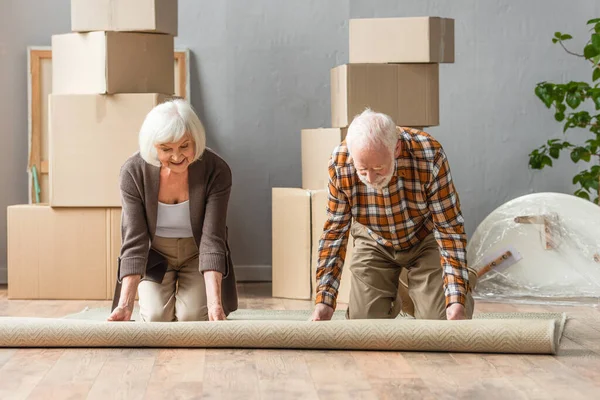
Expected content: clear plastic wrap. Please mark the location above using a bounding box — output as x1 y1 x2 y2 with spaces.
467 192 600 306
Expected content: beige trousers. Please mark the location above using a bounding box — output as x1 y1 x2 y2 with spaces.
346 223 477 320
138 236 208 322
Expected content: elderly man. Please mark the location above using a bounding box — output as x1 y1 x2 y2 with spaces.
310 109 476 321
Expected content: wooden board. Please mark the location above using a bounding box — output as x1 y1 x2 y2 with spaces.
26 47 191 204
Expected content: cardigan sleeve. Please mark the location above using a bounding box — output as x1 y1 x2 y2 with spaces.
198 159 232 277
118 164 150 280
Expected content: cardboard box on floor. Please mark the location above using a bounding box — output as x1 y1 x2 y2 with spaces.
49 93 169 207
301 128 347 190
52 32 174 94
272 188 352 303
349 17 454 63
71 0 178 36
7 205 121 300
331 63 439 128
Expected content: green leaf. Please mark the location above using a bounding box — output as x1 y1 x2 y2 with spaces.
584 44 600 59
594 68 600 83
566 92 582 108
555 112 565 121
587 18 600 25
574 190 591 200
593 34 600 48
529 153 543 169
561 34 573 41
582 150 592 162
596 23 600 34
541 155 553 167
573 174 581 185
549 147 560 159
535 84 554 108
554 31 562 38
571 147 583 162
552 38 558 44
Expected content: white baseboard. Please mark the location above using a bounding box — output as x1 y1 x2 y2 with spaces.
0 267 6 285
234 265 271 282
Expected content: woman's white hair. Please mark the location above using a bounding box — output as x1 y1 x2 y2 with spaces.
345 108 398 155
138 98 206 167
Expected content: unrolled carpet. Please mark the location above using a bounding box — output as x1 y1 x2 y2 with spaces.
0 309 566 354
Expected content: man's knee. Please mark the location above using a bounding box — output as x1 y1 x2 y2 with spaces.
346 292 396 319
177 306 208 322
141 308 174 322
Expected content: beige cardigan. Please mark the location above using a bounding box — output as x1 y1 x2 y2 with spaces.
117 149 238 313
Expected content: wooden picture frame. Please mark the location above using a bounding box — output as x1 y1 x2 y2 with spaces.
26 47 191 203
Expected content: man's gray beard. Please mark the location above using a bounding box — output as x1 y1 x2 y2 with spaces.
358 170 394 191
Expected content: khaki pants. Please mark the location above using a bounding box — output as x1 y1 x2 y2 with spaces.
138 236 208 322
346 223 477 320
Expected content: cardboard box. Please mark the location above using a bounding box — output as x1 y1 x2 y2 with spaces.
301 128 347 190
52 31 174 94
272 188 312 299
7 205 121 300
310 190 353 304
331 63 439 128
349 17 454 63
71 0 178 36
272 188 352 303
49 93 169 207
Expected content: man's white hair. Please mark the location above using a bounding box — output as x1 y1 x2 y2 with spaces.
139 98 206 167
345 108 397 155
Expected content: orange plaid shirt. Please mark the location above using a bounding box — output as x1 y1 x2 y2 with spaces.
315 127 470 309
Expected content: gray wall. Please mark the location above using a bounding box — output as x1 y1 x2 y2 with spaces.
1 0 599 283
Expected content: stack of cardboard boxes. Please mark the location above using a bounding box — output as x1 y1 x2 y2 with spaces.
7 0 178 300
272 16 454 303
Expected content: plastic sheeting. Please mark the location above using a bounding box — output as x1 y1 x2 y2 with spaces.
467 192 600 305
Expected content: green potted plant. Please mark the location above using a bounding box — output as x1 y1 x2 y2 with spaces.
529 18 600 203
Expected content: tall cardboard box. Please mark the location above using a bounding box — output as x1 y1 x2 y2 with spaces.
7 205 121 300
271 188 353 303
272 188 312 299
71 0 178 36
301 128 347 190
310 190 353 304
49 93 170 207
349 17 455 63
52 32 174 94
331 63 439 128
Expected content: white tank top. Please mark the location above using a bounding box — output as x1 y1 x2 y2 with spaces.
155 200 194 238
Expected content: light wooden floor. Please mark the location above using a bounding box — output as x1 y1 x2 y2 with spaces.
1 283 600 400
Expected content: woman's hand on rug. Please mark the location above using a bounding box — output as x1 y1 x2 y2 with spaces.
311 303 334 321
208 303 227 321
446 303 466 320
107 305 133 322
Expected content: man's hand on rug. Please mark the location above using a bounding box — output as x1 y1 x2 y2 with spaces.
311 303 334 321
107 305 133 322
446 303 466 320
208 303 227 321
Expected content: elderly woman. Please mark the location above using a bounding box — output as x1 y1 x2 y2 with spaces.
108 98 238 322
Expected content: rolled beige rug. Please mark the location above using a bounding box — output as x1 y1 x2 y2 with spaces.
0 310 566 354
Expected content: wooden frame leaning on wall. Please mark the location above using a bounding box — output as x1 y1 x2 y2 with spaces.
26 46 191 204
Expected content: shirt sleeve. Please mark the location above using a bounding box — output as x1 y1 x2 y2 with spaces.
118 167 150 280
427 148 470 307
199 161 232 277
314 159 352 309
